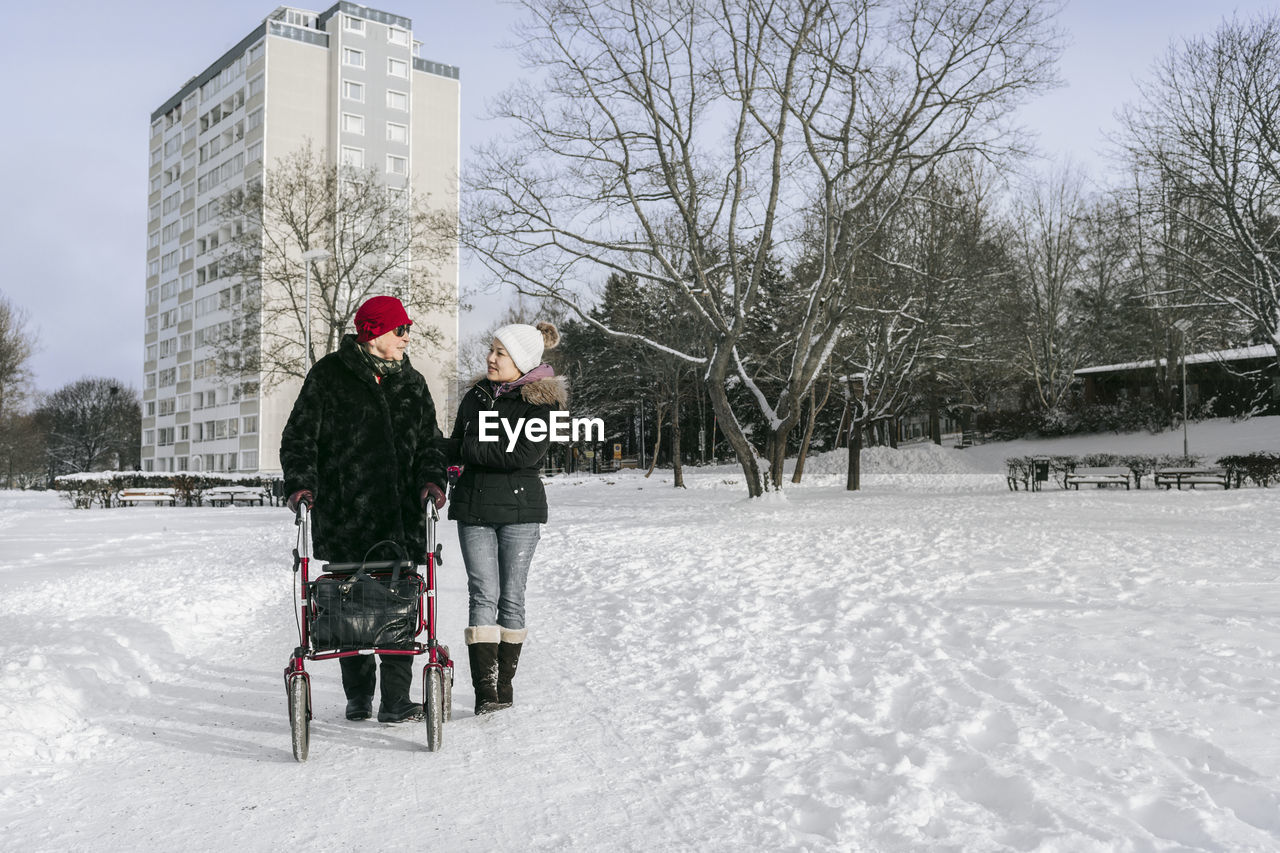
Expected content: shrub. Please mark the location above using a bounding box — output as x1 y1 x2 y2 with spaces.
54 471 281 508
1217 452 1280 487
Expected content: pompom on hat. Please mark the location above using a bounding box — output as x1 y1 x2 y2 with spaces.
493 321 560 374
354 295 412 342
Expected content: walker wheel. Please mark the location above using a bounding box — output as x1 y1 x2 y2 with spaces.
424 668 444 752
288 674 310 763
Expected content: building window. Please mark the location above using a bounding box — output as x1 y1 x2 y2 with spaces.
341 146 365 168
386 122 407 144
342 113 365 135
242 450 258 470
386 89 408 111
343 80 364 102
343 48 364 69
388 57 407 78
387 154 407 175
345 14 365 33
387 26 409 46
243 415 258 434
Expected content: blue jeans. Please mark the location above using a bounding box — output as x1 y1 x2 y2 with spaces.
457 522 540 629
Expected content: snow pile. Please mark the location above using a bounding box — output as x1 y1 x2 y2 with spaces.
799 443 983 477
961 415 1280 473
788 443 999 492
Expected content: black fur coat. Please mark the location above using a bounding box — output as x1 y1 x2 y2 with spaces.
445 374 569 525
280 334 447 562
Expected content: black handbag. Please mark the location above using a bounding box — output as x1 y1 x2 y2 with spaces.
307 541 423 650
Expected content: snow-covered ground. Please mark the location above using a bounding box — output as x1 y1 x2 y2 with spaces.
3 419 1280 851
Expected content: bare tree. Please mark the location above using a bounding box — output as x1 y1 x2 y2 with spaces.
466 0 1062 496
824 159 1010 487
1002 164 1090 412
37 378 140 476
219 142 455 388
0 411 45 488
1107 167 1225 420
1120 14 1280 373
0 291 35 422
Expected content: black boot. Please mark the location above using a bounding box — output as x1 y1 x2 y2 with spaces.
376 654 422 723
495 627 527 708
466 626 501 715
340 655 375 721
345 696 373 721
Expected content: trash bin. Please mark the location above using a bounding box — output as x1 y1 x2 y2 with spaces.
1031 456 1051 491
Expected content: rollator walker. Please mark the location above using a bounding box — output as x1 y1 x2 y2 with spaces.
284 501 453 761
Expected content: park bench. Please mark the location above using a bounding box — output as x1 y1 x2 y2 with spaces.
204 486 268 506
1154 467 1229 490
119 488 177 507
1065 466 1132 490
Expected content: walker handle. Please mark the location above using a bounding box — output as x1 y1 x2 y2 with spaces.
424 502 441 567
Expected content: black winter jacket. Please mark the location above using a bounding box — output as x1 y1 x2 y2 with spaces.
446 374 568 525
280 334 447 562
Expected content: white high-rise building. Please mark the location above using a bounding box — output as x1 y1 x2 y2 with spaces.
142 3 459 474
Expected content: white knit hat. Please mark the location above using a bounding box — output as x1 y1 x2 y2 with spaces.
493 322 560 373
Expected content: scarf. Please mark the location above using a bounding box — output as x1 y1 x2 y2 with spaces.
360 347 405 379
493 363 554 398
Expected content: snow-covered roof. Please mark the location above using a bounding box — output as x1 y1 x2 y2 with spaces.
1074 344 1277 376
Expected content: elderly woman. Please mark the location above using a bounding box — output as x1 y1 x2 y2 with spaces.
446 321 566 714
280 295 447 724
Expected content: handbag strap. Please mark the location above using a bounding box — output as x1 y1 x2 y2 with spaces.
353 539 412 585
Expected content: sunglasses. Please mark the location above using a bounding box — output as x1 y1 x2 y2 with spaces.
393 324 411 337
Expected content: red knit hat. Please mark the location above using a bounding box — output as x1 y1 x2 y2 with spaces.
354 296 412 342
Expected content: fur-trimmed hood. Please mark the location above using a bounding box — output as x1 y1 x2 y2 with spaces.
469 374 569 408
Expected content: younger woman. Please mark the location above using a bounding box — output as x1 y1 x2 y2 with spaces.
446 321 566 714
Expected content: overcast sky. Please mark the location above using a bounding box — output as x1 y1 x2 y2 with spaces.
1 0 1275 394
